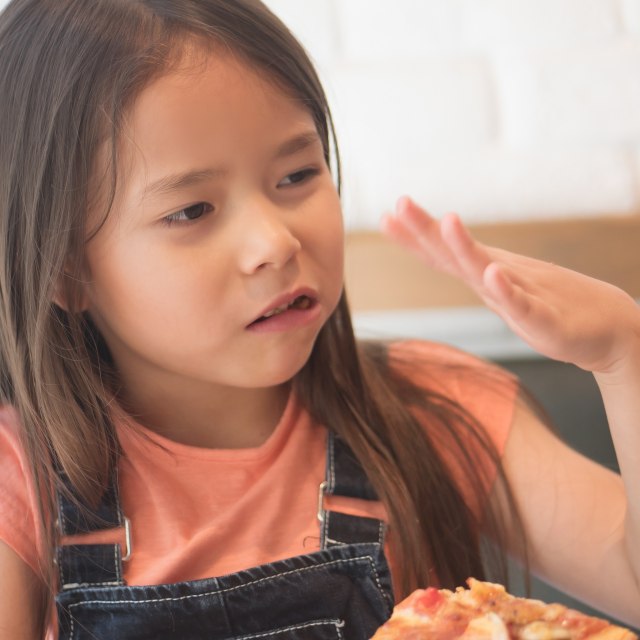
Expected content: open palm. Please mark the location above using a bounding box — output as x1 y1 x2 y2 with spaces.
381 197 640 375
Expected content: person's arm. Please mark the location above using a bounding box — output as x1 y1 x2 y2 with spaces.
381 196 640 623
493 399 640 625
0 540 45 639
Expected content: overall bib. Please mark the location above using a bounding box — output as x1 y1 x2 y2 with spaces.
55 432 395 639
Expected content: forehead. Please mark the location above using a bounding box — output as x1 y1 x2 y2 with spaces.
134 55 312 178
128 51 313 158
87 51 318 229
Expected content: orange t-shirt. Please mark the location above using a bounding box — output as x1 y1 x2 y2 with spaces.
0 340 518 593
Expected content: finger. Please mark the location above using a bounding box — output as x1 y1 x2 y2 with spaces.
483 262 520 307
487 253 577 306
394 197 461 275
484 263 559 340
380 212 425 257
395 196 440 238
381 209 459 273
484 261 532 297
489 246 544 271
440 212 492 289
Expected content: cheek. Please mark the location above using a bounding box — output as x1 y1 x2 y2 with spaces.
86 241 210 331
317 197 345 272
324 229 345 281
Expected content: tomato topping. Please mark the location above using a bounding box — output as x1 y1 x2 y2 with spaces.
414 588 446 614
558 610 609 638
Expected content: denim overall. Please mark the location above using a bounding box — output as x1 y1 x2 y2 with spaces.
55 432 395 639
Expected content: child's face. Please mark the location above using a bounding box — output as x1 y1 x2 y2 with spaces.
82 53 344 407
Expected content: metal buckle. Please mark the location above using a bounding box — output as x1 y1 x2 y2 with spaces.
316 481 328 523
53 516 132 563
122 516 132 561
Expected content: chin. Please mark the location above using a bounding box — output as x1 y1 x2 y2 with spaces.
254 346 314 388
264 360 309 387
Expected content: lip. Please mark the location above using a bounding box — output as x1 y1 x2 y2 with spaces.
247 286 319 327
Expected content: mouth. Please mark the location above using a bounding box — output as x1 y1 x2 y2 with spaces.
249 294 315 326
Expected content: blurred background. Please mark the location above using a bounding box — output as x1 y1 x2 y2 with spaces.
264 0 640 226
263 0 640 627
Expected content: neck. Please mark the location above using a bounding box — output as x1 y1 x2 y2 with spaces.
118 381 291 450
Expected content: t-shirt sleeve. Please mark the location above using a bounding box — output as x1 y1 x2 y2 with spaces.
388 339 520 518
0 406 43 577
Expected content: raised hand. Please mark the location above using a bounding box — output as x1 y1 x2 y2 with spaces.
381 197 640 376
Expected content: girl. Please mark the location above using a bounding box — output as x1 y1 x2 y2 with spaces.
0 0 638 638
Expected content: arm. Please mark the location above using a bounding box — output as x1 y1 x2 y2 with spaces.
494 399 640 625
382 197 640 623
0 540 45 639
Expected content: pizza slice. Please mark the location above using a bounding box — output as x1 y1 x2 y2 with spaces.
371 578 637 640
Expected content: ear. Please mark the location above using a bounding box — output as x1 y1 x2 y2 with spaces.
52 270 90 313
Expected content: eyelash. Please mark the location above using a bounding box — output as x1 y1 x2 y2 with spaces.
162 202 213 227
160 168 319 227
278 167 320 187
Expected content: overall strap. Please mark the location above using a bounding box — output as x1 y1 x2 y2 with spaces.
319 431 387 549
56 470 129 589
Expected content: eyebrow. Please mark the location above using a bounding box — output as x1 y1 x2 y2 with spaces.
139 130 322 201
273 130 322 159
140 168 225 201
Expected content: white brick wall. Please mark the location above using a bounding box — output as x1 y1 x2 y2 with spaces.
621 0 640 36
336 0 467 60
0 0 638 227
462 0 620 50
264 0 640 227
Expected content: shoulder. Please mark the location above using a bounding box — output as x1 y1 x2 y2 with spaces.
387 339 517 402
0 404 42 579
0 404 26 464
0 406 33 490
387 337 507 370
384 340 520 454
0 405 33 499
0 402 32 491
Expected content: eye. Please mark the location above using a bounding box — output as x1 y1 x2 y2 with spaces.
277 168 320 188
162 202 213 227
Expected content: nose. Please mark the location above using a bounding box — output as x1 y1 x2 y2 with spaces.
237 203 302 274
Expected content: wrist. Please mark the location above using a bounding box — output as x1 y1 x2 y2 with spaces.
594 314 640 387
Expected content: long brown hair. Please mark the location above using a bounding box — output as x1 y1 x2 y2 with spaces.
0 0 525 623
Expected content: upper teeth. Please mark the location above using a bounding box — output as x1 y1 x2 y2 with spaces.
263 302 292 318
262 296 310 318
